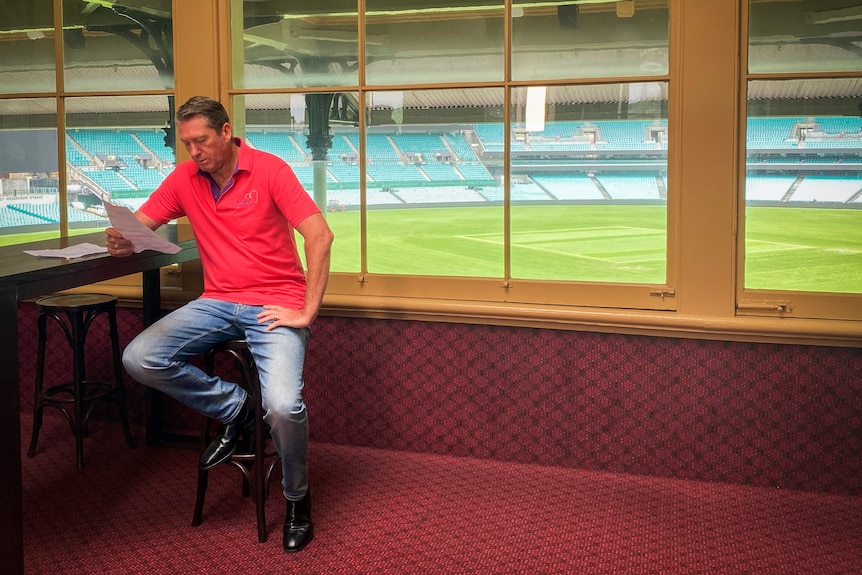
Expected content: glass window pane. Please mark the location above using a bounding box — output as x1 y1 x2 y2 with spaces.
365 1 504 85
512 0 669 81
744 79 862 294
0 98 60 246
749 0 862 74
233 93 361 273
62 0 173 92
510 83 668 283
235 0 358 89
0 0 56 93
365 88 505 276
65 95 173 218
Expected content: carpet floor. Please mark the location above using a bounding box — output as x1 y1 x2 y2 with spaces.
22 415 862 574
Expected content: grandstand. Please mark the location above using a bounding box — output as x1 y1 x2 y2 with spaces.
744 174 798 201
0 201 106 234
1 115 860 232
532 174 605 201
790 176 862 203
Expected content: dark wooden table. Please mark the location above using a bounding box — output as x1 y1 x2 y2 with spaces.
0 228 198 575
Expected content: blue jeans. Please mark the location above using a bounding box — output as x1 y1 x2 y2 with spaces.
123 298 309 500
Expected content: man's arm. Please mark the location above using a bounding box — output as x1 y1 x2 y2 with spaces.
105 210 162 257
294 212 334 326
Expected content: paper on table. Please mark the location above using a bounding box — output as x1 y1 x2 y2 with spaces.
103 200 181 254
24 242 108 259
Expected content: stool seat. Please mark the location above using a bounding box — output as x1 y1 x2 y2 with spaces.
36 293 118 312
27 293 135 469
192 339 281 543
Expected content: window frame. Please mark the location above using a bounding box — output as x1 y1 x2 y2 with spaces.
219 0 860 344
736 1 862 323
226 0 680 314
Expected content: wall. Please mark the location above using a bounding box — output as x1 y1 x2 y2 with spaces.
17 302 861 496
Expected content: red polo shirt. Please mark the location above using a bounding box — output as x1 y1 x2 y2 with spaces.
140 139 321 309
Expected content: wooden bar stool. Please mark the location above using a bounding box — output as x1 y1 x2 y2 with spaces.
27 293 135 469
192 339 281 543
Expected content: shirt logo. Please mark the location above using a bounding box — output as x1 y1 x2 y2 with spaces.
235 189 258 208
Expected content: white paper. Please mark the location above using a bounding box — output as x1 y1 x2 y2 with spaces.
103 200 181 254
24 242 108 259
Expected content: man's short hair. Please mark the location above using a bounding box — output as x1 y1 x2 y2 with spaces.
176 96 230 131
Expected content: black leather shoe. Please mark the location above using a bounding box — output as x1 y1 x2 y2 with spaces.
283 492 314 552
199 398 254 470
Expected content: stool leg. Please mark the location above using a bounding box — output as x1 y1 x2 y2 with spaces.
108 308 136 448
192 467 209 527
192 417 210 527
242 357 269 543
70 311 87 470
254 404 268 543
27 313 49 459
192 351 217 527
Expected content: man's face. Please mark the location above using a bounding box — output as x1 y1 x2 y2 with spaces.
177 115 233 174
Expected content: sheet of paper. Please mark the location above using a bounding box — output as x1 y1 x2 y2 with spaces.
24 242 108 259
103 200 181 254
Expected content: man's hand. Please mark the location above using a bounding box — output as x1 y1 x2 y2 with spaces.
257 305 313 331
105 227 134 257
105 210 162 257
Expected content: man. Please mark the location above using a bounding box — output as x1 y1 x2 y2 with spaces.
106 95 333 552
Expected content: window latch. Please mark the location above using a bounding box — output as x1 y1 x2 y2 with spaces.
737 301 793 313
649 289 675 299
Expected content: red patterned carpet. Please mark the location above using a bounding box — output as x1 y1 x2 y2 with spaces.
22 416 862 575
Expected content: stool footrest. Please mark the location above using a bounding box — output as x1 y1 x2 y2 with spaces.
41 381 118 404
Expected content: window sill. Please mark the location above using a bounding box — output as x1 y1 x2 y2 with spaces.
55 285 861 347
321 293 862 348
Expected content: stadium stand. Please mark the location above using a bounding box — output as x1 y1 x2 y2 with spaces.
591 120 660 150
790 176 862 203
327 162 363 186
328 133 359 163
3 116 860 231
444 133 480 161
744 174 797 201
3 203 104 225
532 174 605 200
246 130 307 163
420 161 465 185
746 117 804 149
134 129 176 163
394 186 487 204
595 172 661 200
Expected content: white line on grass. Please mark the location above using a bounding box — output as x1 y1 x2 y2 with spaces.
457 226 666 264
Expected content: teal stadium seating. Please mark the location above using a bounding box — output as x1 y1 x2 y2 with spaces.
3 117 861 231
